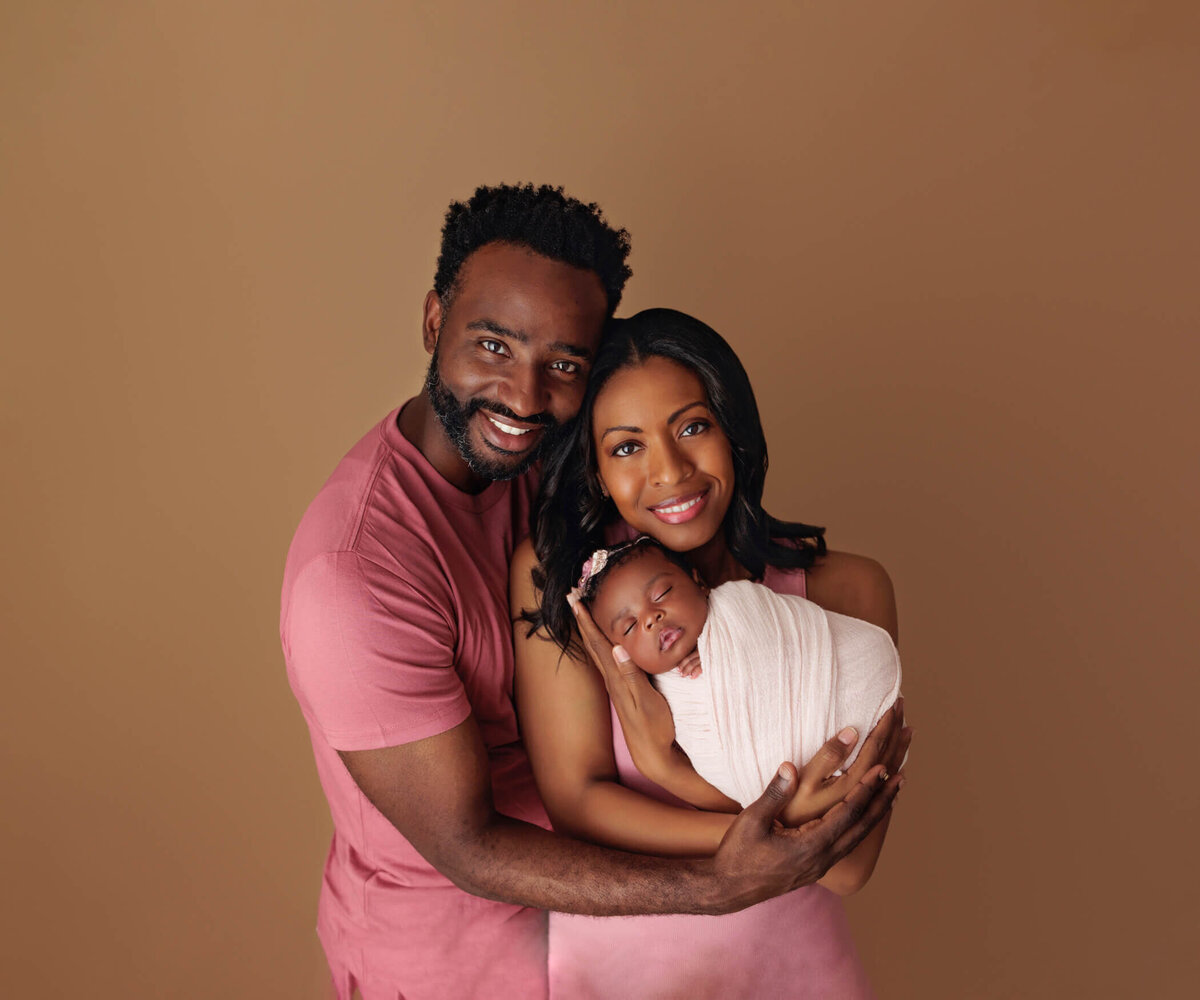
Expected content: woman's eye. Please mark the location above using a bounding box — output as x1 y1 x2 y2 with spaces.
612 441 640 458
680 420 709 437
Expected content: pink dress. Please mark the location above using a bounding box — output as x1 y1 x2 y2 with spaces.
549 565 877 1000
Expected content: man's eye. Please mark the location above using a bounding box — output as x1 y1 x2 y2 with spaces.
550 359 580 374
612 441 640 458
481 340 507 355
680 420 709 437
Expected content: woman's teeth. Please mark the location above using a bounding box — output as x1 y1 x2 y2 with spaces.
654 495 701 514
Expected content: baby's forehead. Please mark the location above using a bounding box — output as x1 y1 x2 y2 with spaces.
602 547 688 592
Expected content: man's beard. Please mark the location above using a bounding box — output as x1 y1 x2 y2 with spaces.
425 348 566 482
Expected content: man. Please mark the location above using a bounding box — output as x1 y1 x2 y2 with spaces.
280 184 901 999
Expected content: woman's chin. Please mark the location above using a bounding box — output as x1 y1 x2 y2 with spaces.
637 518 719 554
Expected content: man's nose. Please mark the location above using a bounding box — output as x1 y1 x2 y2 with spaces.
502 364 548 420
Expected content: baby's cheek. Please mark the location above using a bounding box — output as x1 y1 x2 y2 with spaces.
637 637 660 670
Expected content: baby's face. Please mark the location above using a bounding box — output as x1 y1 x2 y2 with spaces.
589 548 709 674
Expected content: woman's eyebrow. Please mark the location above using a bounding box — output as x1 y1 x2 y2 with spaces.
668 401 707 423
600 402 707 441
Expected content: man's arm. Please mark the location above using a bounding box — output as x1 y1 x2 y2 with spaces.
338 711 899 916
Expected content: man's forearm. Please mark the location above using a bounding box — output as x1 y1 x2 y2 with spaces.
339 719 900 920
440 812 731 916
428 767 899 917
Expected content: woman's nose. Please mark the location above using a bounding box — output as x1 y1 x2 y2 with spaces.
650 444 692 486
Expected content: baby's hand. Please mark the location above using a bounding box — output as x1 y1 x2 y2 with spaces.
677 651 703 679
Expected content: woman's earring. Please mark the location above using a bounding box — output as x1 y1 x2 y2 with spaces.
598 482 609 499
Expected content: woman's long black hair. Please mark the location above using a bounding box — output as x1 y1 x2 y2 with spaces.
525 307 826 656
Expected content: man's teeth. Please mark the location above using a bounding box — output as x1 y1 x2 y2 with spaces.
655 495 702 514
486 414 535 436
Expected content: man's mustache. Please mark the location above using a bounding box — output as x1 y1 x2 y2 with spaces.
468 399 558 428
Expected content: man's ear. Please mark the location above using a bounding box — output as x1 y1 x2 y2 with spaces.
422 290 443 354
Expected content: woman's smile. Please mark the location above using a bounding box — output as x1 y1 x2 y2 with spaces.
648 488 710 524
592 356 735 554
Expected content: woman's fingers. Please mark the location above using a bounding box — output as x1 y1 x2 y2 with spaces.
568 592 616 670
566 600 677 766
841 702 899 783
612 646 662 703
568 592 653 706
796 728 858 793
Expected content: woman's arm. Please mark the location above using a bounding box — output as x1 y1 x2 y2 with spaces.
510 540 903 861
511 538 735 856
806 550 908 895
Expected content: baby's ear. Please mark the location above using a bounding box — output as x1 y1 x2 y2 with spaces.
691 568 707 592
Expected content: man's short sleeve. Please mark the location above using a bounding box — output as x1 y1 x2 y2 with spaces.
285 550 472 751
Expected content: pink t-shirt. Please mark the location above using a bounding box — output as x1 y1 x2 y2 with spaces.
280 406 551 1000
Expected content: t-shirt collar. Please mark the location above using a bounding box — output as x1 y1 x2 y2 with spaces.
381 402 510 513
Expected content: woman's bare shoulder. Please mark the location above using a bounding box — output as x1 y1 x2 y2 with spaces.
512 536 538 575
805 550 898 641
509 537 541 614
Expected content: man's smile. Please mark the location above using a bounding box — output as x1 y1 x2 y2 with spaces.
477 408 547 454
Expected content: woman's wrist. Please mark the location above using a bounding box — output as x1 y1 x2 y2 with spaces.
626 737 677 787
649 748 740 813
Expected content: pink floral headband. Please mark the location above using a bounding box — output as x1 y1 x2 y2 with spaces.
576 536 654 598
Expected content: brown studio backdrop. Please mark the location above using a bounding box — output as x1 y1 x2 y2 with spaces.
2 2 1197 997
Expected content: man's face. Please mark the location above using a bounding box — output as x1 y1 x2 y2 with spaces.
423 242 608 485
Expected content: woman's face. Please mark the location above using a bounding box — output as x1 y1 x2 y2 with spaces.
592 356 735 554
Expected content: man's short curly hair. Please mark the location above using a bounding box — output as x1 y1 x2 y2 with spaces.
433 183 632 315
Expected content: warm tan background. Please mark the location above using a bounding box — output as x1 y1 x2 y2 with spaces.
3 2 1197 997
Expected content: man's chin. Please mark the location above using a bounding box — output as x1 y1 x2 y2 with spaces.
461 437 542 482
462 415 567 482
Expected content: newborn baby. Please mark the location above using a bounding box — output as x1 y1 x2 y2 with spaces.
579 537 902 808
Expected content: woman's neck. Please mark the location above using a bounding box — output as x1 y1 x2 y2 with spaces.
687 534 749 588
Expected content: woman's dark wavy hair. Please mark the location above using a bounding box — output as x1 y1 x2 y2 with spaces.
526 307 826 656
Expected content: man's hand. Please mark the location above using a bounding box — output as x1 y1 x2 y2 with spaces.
712 759 903 912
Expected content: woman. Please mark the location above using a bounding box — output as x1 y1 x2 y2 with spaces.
510 309 909 998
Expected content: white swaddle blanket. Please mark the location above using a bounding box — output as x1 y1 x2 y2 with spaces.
653 579 901 808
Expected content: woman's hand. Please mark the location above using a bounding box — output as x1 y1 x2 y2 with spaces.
781 698 911 827
568 589 678 781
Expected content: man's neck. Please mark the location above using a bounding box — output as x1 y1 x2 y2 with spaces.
397 393 490 494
